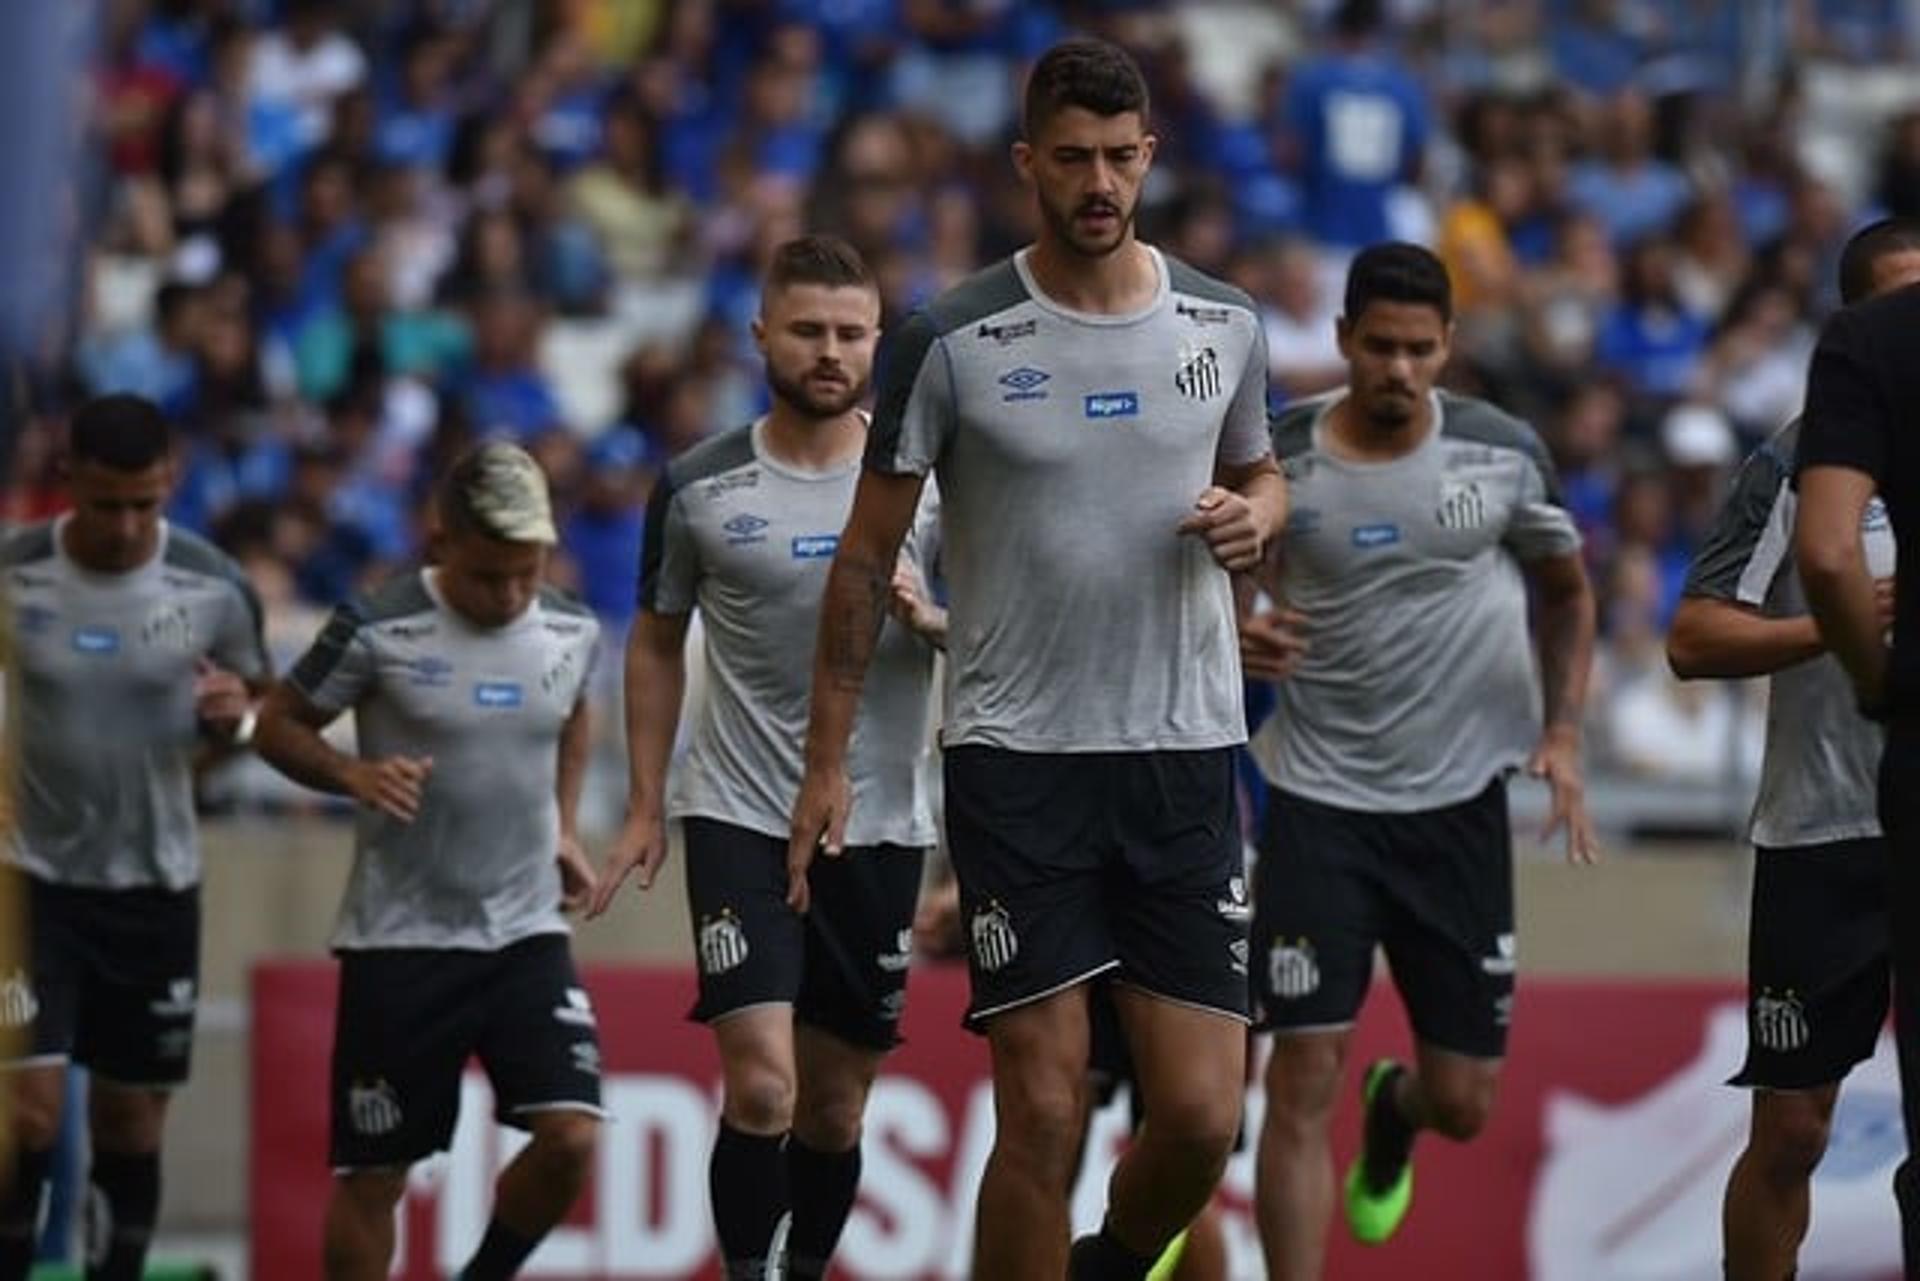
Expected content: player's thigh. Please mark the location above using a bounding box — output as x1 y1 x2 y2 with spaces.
5 877 84 1087
682 818 805 1025
329 949 480 1171
1380 781 1514 1060
77 883 201 1090
797 844 926 1052
943 747 1114 1032
1105 749 1249 1022
1250 786 1383 1036
475 936 604 1130
1733 839 1891 1092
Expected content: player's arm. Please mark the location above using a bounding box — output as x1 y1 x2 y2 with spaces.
1183 316 1288 570
586 608 691 915
1669 599 1824 680
254 682 430 823
1522 546 1600 865
788 468 927 908
555 695 596 912
1798 465 1887 711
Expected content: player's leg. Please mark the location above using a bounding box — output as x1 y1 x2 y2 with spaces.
784 843 924 1279
942 746 1114 1280
1886 728 1920 1267
77 883 199 1281
1722 837 1889 1279
1248 785 1380 1279
468 937 605 1280
1 877 81 1281
682 819 806 1276
323 1168 410 1281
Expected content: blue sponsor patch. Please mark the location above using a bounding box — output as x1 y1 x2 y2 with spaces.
71 626 121 655
998 367 1051 402
1351 523 1401 549
723 513 769 544
473 681 524 709
408 656 454 687
1083 392 1140 419
791 535 839 559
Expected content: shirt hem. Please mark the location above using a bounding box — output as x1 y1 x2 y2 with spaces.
940 729 1246 753
668 804 936 850
329 922 570 953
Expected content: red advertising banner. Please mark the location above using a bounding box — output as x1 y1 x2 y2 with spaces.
251 964 1905 1279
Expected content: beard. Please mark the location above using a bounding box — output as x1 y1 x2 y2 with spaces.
1037 190 1135 259
1359 383 1421 431
768 363 867 420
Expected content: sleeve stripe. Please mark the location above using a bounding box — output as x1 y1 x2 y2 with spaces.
865 311 942 474
288 604 365 697
1735 485 1794 607
636 469 679 613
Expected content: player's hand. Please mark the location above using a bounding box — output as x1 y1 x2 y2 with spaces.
194 657 251 737
1240 607 1309 681
1528 729 1598 866
346 755 433 824
557 832 598 914
586 810 668 918
787 764 852 914
1875 575 1896 632
1178 486 1268 572
889 558 948 646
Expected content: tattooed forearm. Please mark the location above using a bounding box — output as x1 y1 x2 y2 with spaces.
824 553 893 692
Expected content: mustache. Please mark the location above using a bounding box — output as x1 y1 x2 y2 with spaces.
1077 200 1121 217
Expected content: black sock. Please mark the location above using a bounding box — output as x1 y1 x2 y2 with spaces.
457 1216 541 1281
1068 1222 1157 1281
785 1137 861 1279
710 1122 790 1279
1362 1063 1417 1193
0 1147 53 1281
84 1149 160 1281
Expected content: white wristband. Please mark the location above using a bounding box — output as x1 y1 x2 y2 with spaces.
232 707 259 748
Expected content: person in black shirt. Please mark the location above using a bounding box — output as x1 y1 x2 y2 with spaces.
1794 217 1920 1268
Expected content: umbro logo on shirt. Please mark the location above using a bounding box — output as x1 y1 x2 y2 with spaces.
723 514 770 545
1175 345 1223 401
999 367 1051 402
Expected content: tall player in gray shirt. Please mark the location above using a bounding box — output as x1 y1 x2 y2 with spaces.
256 444 603 1281
1668 219 1920 1281
788 41 1286 1281
589 236 941 1281
0 395 266 1281
1244 244 1596 1278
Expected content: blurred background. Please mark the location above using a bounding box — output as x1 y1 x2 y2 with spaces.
9 0 1920 1276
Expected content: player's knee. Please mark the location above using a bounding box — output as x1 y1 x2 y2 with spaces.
1425 1082 1495 1142
995 1073 1087 1171
723 1063 797 1134
333 1168 408 1218
1754 1105 1832 1182
1263 1035 1347 1126
90 1087 168 1153
12 1095 62 1153
1145 1091 1242 1170
530 1111 601 1175
795 1087 867 1152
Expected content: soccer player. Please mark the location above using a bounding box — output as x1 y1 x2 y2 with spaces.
0 394 267 1281
788 39 1285 1281
588 234 939 1281
1671 217 1920 1281
1244 243 1596 1278
1795 226 1920 1272
255 443 602 1281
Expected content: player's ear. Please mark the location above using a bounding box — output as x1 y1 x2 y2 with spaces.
1011 139 1034 185
1140 133 1158 168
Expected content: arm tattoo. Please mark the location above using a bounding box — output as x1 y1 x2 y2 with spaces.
824 553 892 693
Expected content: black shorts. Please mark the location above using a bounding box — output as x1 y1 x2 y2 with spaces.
682 818 925 1051
4 875 201 1087
1731 838 1890 1091
1252 781 1514 1059
942 747 1249 1033
329 935 602 1169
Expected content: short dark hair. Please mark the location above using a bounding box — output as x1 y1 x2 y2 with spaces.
1343 241 1454 324
1838 217 1920 304
764 234 874 294
1022 38 1149 139
1333 0 1386 37
69 394 171 471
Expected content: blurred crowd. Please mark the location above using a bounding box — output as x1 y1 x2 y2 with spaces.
14 0 1920 813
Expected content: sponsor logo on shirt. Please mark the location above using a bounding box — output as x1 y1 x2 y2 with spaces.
998 367 1051 402
1753 988 1810 1053
384 621 438 641
149 977 197 1018
969 901 1018 973
1288 507 1322 537
71 626 121 655
407 656 454 687
0 969 38 1029
14 604 55 636
977 318 1037 345
703 469 761 500
1177 301 1235 326
791 535 839 560
473 681 524 709
1083 392 1140 419
1351 523 1401 549
542 618 588 637
348 1077 404 1136
1174 345 1223 401
723 513 770 546
698 911 750 975
1437 480 1489 531
1268 938 1320 1000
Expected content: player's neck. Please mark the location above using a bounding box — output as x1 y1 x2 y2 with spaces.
759 405 865 472
1023 236 1158 315
1324 393 1435 463
58 519 160 576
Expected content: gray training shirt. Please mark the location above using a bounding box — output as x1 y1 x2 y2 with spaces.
640 420 938 847
1251 391 1582 812
1683 419 1892 849
289 571 599 950
865 247 1272 752
3 519 267 890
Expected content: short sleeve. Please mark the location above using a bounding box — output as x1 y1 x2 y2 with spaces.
287 602 377 713
866 310 956 477
901 479 943 586
636 471 700 616
212 574 271 681
1502 443 1581 562
1682 444 1790 605
1798 308 1889 483
1217 319 1274 468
